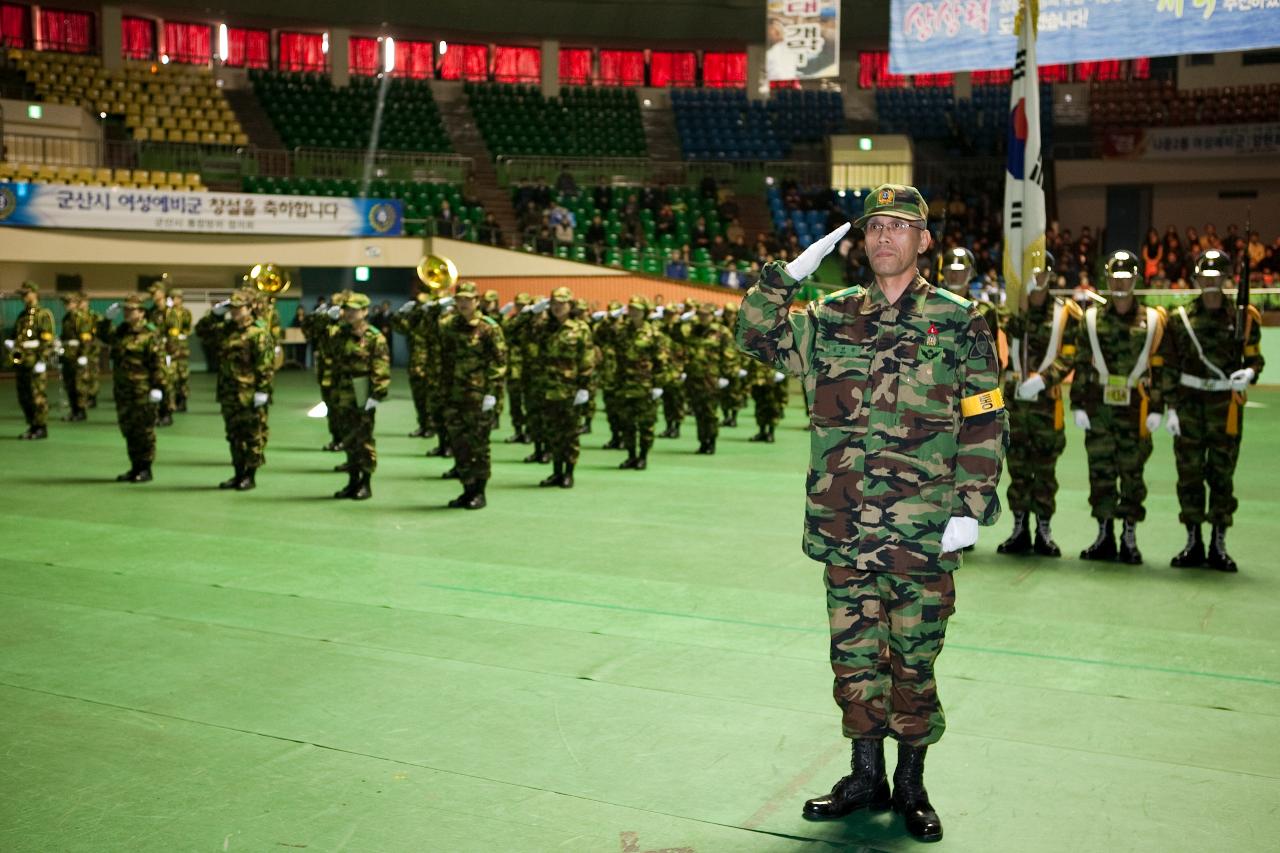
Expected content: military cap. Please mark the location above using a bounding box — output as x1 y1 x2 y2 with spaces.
551 286 574 303
722 300 738 312
228 292 252 307
515 292 533 305
1104 250 1141 281
59 291 81 303
330 291 347 305
1194 249 1231 279
608 300 623 311
122 294 146 309
455 281 479 297
168 288 184 298
484 289 500 301
344 292 371 309
855 183 929 227
18 280 39 294
695 300 715 313
574 298 589 311
685 297 700 310
628 294 652 310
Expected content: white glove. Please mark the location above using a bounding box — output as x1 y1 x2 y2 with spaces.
500 302 515 316
398 300 415 313
653 305 666 318
165 297 174 307
437 296 456 309
591 310 606 320
785 221 851 281
3 339 13 349
573 388 590 406
364 397 379 411
252 391 269 408
679 310 695 322
177 334 187 341
736 368 748 379
1229 367 1256 392
941 516 980 553
650 387 663 400
1016 374 1046 401
714 308 724 318
212 300 230 317
773 371 786 383
165 354 172 367
481 394 496 412
1073 409 1091 431
326 305 341 319
105 303 122 320
1144 412 1163 434
679 372 687 383
1164 408 1181 437
34 361 46 374
529 298 549 314
716 377 730 389
148 388 163 403
610 306 625 319
77 356 88 366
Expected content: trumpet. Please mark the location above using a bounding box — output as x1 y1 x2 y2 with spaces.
417 254 458 292
248 263 291 296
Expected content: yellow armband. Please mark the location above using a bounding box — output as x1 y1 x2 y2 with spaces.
960 389 1005 418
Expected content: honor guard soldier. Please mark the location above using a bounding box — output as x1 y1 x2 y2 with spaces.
1160 249 1264 572
1070 250 1168 564
58 291 99 422
941 247 999 339
439 281 507 509
611 295 672 470
205 292 276 490
101 295 167 481
997 251 1082 556
720 302 749 428
331 292 390 500
6 281 56 439
737 184 1007 843
535 287 597 488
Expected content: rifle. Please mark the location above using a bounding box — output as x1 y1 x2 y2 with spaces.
1236 208 1251 345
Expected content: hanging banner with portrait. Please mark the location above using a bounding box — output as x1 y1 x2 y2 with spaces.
766 0 840 81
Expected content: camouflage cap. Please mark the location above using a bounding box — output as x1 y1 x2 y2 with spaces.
628 294 652 310
722 300 738 312
330 291 347 304
228 292 252 307
122 294 146 309
18 280 39 294
854 183 928 227
574 298 589 311
551 286 573 303
344 292 372 309
685 297 700 310
608 300 623 311
484 289 500 301
695 301 714 313
59 291 81 303
168 288 184 298
515 292 533 305
455 281 479 297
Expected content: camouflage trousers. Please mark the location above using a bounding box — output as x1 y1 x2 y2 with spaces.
336 404 377 473
157 356 176 417
1083 405 1152 522
319 383 342 444
60 357 92 415
507 377 526 434
613 393 658 455
1004 399 1067 518
720 376 747 416
83 348 102 402
1174 393 1242 526
687 377 720 443
16 366 48 427
408 368 432 432
826 565 956 746
222 403 269 469
662 380 685 427
751 382 787 429
544 398 582 464
115 397 157 464
445 400 495 483
602 386 623 438
524 383 547 447
172 353 190 402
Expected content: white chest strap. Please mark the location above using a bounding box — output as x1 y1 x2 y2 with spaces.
1175 305 1227 381
1011 302 1068 378
1086 305 1158 388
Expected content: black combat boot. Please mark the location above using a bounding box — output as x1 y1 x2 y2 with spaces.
350 472 372 501
220 465 244 489
523 443 543 463
333 460 354 473
1032 516 1061 557
766 424 776 443
1170 523 1205 568
408 425 429 438
540 460 564 487
116 464 139 482
1117 520 1143 564
603 435 623 450
1207 525 1238 573
892 743 943 842
803 739 890 820
705 437 716 455
334 472 360 499
504 430 523 443
1080 520 1116 561
235 468 256 491
634 449 648 470
130 465 153 483
426 437 451 457
441 466 460 479
323 438 343 452
728 410 739 427
464 479 487 510
619 440 639 469
447 482 474 508
996 511 1031 555
560 462 575 488
175 394 188 413
748 429 769 442
27 425 48 439
537 448 551 463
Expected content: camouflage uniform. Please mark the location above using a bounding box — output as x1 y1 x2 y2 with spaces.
575 298 603 434
59 294 99 421
205 293 276 488
392 293 438 438
146 288 177 425
440 283 508 506
672 305 735 454
164 290 194 411
593 304 626 449
612 296 673 469
300 293 347 451
8 282 56 438
501 293 533 443
658 306 688 438
519 308 551 463
746 356 788 442
331 294 391 495
719 304 748 426
103 296 167 479
534 288 597 487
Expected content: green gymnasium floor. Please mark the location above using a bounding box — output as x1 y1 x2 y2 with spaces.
2 369 1278 853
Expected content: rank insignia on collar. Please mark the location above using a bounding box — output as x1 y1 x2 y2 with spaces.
926 334 937 346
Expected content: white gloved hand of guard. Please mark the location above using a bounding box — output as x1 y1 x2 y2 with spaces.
529 298 549 314
650 387 663 400
34 361 46 374
573 388 589 406
1164 408 1181 437
481 394 496 412
364 397 379 411
1229 367 1255 392
716 377 730 389
1016 374 1046 401
610 306 625 319
252 391 269 408
213 300 230 317
3 339 13 349
679 310 695 322
1073 409 1091 431
500 302 515 316
105 303 122 320
591 310 606 321
785 222 851 281
77 356 88 366
773 371 786 383
941 516 980 553
325 305 341 320
148 388 163 403
1144 412 1163 434
165 297 174 308
736 368 748 379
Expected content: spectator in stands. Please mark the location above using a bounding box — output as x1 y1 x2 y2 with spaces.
1183 225 1199 253
535 226 554 255
1199 223 1218 252
478 213 504 247
725 217 746 251
552 212 575 250
292 305 306 327
640 185 665 212
1161 249 1186 286
709 234 730 264
1142 228 1162 280
584 214 607 264
593 177 613 211
435 200 462 239
518 201 543 242
1163 230 1185 278
719 256 743 289
1258 246 1276 282
665 249 689 280
717 189 739 221
690 216 711 250
655 204 677 239
1248 231 1266 269
555 164 578 197
548 201 575 231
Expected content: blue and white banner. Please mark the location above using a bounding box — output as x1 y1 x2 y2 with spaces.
890 0 1280 75
0 182 403 237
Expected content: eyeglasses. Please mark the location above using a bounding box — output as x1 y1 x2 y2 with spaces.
865 220 923 236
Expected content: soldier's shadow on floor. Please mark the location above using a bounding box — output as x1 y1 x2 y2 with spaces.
10 476 108 486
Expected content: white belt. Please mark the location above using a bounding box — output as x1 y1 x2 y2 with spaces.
20 340 40 349
65 339 80 347
1180 373 1233 392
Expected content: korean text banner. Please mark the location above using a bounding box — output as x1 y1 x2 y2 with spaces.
890 0 1280 76
767 0 840 80
0 183 404 237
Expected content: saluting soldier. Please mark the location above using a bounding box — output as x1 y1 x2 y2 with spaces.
205 292 276 490
1159 249 1264 572
657 303 687 439
439 281 507 509
58 291 99 422
501 293 534 445
996 251 1082 557
673 299 734 455
720 302 749 428
737 184 1006 843
518 297 552 465
593 300 627 450
1070 250 1168 565
535 286 597 488
746 356 788 443
166 288 194 412
101 295 167 481
331 292 390 500
611 294 672 470
301 291 348 452
146 281 176 426
393 291 436 439
6 281 56 439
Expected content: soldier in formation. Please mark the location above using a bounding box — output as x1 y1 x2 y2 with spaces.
745 356 788 443
531 287 597 488
330 292 390 500
300 291 348 452
719 302 748 428
610 294 672 470
672 300 734 455
58 291 99 422
658 303 687 439
101 295 167 481
6 281 55 439
146 281 177 426
166 288 194 412
204 292 276 491
393 290 438 440
502 293 534 445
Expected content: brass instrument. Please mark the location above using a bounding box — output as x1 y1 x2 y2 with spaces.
417 254 458 292
249 263 291 296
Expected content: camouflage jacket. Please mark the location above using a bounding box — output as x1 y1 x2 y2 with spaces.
392 304 440 373
9 305 56 368
612 319 673 397
673 319 734 384
439 312 507 402
501 311 530 381
332 325 391 403
1069 302 1167 415
1001 298 1081 403
592 317 623 389
532 316 596 401
735 261 1007 575
60 307 99 360
214 319 276 406
1158 296 1264 405
106 321 166 401
164 307 194 356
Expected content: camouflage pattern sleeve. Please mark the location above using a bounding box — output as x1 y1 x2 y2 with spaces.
577 321 598 386
950 309 1007 525
38 309 57 361
146 332 166 391
370 332 392 401
485 322 508 394
1154 314 1181 405
1068 316 1097 413
252 328 275 394
734 260 816 379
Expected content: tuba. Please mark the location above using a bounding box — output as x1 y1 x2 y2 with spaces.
248 263 291 296
417 254 458 292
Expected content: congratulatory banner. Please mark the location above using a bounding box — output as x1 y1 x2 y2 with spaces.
767 0 841 80
890 0 1280 75
0 182 403 238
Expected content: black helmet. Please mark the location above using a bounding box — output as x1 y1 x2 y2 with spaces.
1193 249 1231 280
945 247 975 273
1104 250 1141 283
